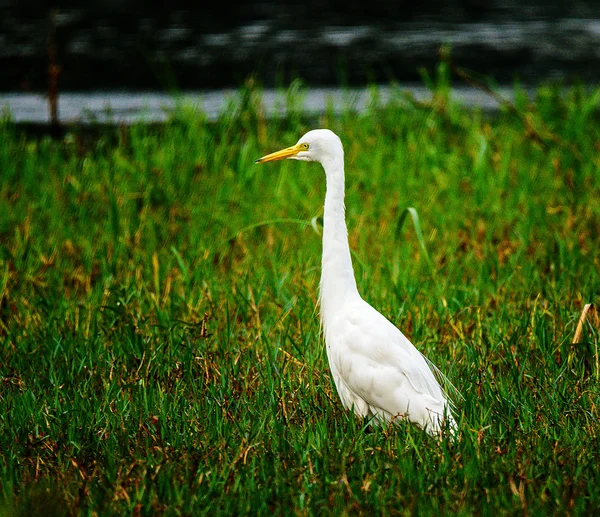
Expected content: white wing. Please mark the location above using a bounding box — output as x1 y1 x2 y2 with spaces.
325 297 454 433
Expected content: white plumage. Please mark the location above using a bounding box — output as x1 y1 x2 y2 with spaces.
257 129 456 435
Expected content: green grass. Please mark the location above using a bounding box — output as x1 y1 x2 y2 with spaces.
0 80 599 515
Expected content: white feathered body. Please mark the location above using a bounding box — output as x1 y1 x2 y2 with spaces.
257 128 456 435
313 129 454 435
322 296 453 433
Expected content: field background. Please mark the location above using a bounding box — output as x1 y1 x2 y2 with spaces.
1 78 599 515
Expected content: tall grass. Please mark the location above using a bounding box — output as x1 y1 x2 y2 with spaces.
0 79 599 515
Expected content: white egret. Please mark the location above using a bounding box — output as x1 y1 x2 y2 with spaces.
256 129 456 435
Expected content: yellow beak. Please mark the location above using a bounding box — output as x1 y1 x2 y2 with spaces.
255 143 303 163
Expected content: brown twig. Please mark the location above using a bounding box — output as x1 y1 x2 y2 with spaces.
452 65 547 148
48 9 61 135
573 303 599 344
441 50 583 163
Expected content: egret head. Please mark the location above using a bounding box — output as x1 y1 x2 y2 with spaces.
256 129 343 166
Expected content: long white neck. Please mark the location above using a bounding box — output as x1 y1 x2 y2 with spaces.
319 154 360 331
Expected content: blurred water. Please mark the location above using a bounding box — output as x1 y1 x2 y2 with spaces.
3 9 600 91
0 85 522 124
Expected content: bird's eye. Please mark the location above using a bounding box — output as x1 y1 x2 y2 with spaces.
301 143 309 150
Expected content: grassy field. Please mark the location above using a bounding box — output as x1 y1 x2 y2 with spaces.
0 79 599 515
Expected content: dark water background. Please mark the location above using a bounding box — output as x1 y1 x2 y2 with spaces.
2 2 600 124
2 1 600 92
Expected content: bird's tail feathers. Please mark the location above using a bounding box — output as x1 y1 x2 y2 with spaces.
421 353 462 413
